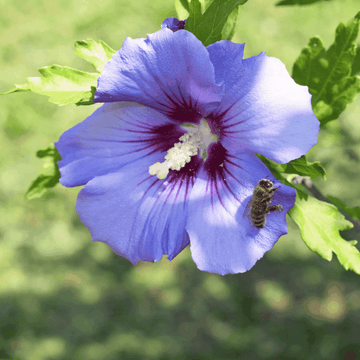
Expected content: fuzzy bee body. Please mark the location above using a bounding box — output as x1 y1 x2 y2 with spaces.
244 178 284 229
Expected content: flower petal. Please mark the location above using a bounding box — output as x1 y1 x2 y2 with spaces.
95 28 224 122
186 152 296 275
55 102 184 187
161 17 186 32
76 155 191 264
207 41 319 164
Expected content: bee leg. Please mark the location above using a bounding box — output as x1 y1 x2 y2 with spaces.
269 186 281 196
266 205 283 214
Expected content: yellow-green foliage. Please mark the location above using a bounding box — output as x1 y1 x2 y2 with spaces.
1 0 360 359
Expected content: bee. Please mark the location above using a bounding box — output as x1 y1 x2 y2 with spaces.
243 178 284 229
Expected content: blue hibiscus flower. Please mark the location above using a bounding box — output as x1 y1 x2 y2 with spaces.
55 18 319 275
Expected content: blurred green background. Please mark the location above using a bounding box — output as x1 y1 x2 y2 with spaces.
1 0 360 359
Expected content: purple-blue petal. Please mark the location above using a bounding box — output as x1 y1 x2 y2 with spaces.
76 154 190 264
206 41 319 164
95 28 224 122
186 152 296 275
161 17 186 32
55 102 184 187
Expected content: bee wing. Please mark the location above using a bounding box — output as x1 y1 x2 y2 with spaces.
242 197 253 220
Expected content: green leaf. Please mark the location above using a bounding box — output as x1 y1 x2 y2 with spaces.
186 0 202 31
25 145 62 200
175 0 240 43
196 1 240 41
185 0 247 47
327 196 360 220
175 0 190 19
75 86 96 106
289 193 360 275
276 0 332 6
292 12 360 125
0 82 31 95
179 0 191 11
257 154 326 180
220 6 239 41
28 65 98 105
1 65 98 106
74 39 115 73
351 47 360 75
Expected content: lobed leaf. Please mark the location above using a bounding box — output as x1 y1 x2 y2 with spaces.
289 193 360 275
186 0 202 31
75 86 97 106
276 0 333 6
1 83 31 95
257 154 326 180
327 196 360 221
351 47 360 75
74 39 116 73
292 12 360 125
1 65 98 106
220 6 239 41
185 0 247 46
25 145 62 200
175 0 190 19
175 0 212 19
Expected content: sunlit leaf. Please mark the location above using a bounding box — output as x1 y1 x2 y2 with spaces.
1 65 98 106
276 0 333 6
351 47 360 75
186 0 202 31
25 145 61 200
175 0 190 19
257 154 326 180
327 196 360 220
185 0 247 46
292 12 360 125
221 6 239 41
75 86 96 106
289 193 360 275
1 83 31 95
74 39 115 72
